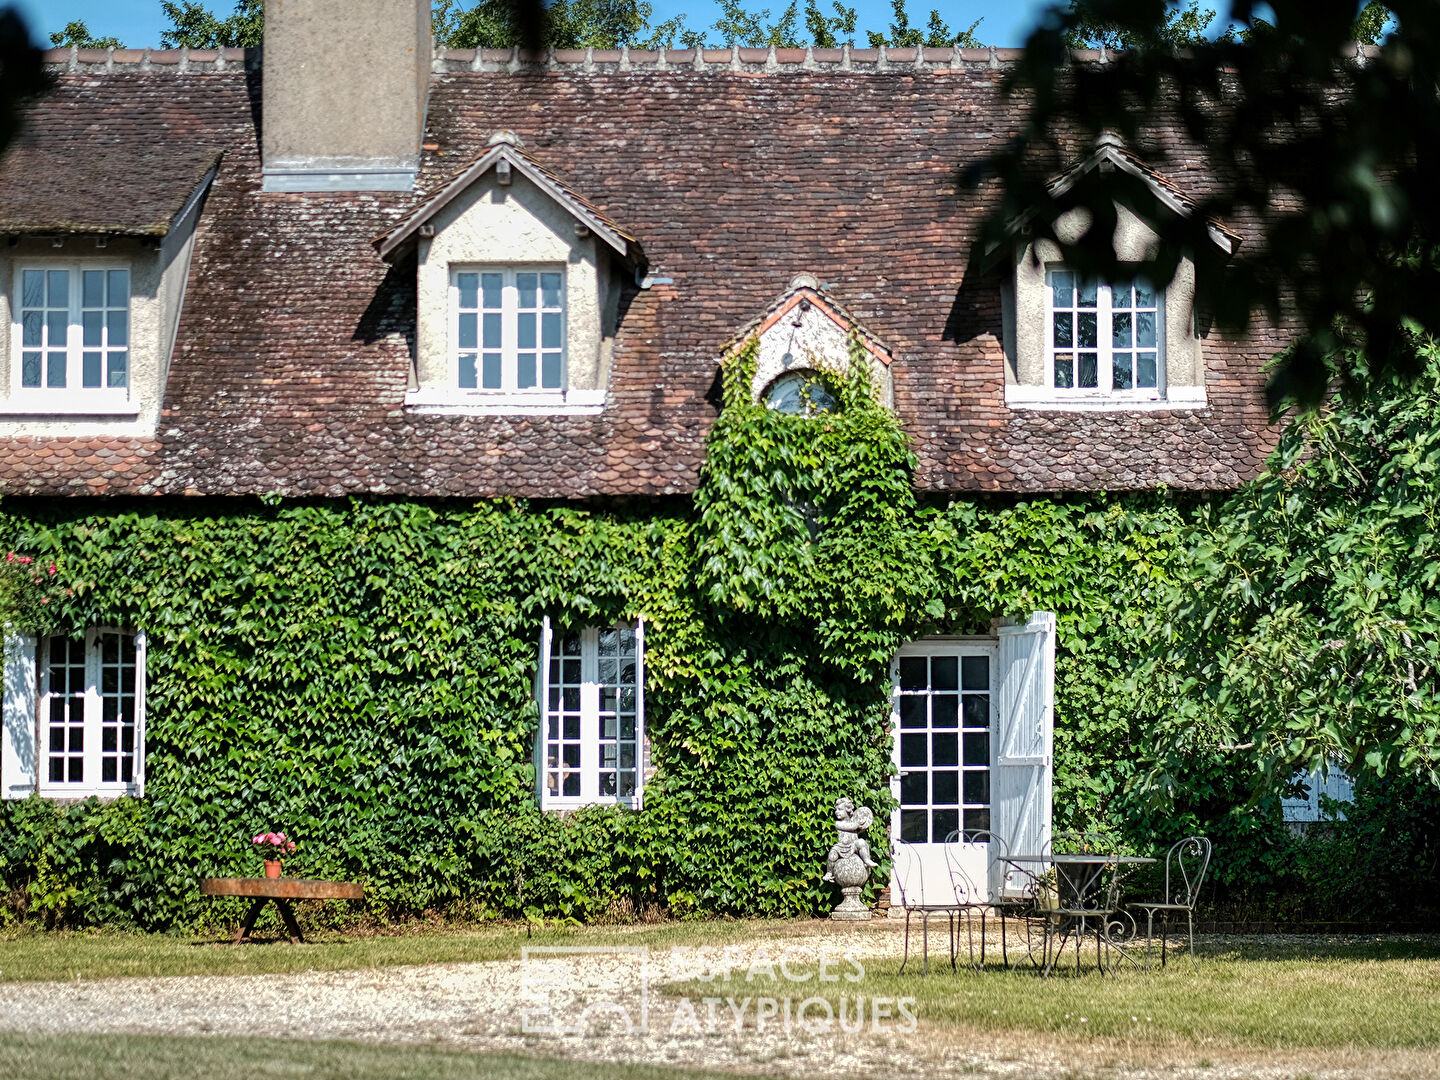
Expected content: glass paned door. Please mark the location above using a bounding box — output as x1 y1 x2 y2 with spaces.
891 641 996 904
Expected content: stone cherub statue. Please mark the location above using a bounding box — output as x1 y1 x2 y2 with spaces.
824 796 878 920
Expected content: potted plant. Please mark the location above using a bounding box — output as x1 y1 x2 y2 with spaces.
252 832 296 878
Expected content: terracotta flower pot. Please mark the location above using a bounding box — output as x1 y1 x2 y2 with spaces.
264 860 282 879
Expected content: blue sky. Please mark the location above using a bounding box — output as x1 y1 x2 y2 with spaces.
22 0 1058 50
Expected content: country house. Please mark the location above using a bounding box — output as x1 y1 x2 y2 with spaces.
0 0 1290 924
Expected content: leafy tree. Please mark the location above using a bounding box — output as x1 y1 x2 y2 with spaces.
1063 0 1215 48
433 0 651 49
805 0 858 48
972 0 1429 409
159 0 262 49
709 0 802 47
49 20 123 49
866 0 983 48
1142 343 1440 798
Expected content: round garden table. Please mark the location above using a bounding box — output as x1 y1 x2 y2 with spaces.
999 854 1155 976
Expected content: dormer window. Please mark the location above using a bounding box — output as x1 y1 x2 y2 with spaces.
765 370 837 414
454 267 565 393
15 265 130 399
1046 271 1163 397
377 131 641 418
1002 135 1235 413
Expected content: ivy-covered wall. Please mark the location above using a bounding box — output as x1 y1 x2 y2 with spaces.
0 345 1295 930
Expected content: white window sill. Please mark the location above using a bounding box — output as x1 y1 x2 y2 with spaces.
541 797 640 813
1005 385 1207 412
36 786 142 801
0 392 139 418
405 389 605 416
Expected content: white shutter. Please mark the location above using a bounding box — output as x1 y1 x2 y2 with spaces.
991 611 1055 898
535 616 552 807
2 632 37 800
634 617 646 809
133 631 148 797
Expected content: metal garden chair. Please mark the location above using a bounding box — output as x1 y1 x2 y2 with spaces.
1128 835 1212 971
945 829 1034 969
892 840 965 974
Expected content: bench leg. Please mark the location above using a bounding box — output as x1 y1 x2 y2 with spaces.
276 899 305 944
234 899 265 944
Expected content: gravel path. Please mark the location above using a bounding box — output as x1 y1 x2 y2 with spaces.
0 925 1432 1080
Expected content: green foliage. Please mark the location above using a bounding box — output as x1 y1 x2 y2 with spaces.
10 333 1434 928
1062 0 1216 49
1141 349 1440 802
48 20 123 49
159 0 262 49
0 551 68 635
433 0 654 50
865 0 983 48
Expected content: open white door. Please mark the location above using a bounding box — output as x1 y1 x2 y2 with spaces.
889 638 998 908
991 611 1055 898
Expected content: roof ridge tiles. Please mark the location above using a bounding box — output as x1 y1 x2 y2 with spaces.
41 41 1384 76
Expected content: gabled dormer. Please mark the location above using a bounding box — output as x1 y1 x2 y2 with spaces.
1002 134 1240 412
376 132 643 416
722 275 894 413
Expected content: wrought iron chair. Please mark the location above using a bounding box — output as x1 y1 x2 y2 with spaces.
891 840 965 975
1129 835 1212 971
945 829 1034 969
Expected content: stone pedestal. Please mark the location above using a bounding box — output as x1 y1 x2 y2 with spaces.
827 852 872 921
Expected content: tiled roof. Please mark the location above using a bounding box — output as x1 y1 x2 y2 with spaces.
0 51 1288 498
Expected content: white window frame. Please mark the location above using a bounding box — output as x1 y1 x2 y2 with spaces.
10 260 135 414
449 264 567 401
536 617 645 811
1043 268 1166 404
36 627 146 799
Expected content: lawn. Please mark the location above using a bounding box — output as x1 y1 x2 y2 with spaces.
0 1034 741 1080
665 935 1440 1052
4 920 1440 1063
0 918 836 982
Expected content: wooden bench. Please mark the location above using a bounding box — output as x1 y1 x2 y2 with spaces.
200 877 364 944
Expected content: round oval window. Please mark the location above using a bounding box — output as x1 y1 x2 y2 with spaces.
765 372 837 415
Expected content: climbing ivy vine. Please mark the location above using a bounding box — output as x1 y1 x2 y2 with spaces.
0 337 1333 929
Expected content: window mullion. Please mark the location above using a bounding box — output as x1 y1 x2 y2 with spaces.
579 627 597 803
1099 283 1113 393
503 273 517 393
67 265 81 392
83 628 100 791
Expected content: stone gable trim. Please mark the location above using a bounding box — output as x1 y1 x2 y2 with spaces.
723 277 893 369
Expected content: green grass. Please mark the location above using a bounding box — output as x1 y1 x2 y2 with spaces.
0 1034 749 1080
0 918 838 983
668 938 1440 1052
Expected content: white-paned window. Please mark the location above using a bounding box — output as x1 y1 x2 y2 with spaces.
1047 269 1163 398
453 267 565 393
38 628 146 797
14 266 131 397
538 619 644 809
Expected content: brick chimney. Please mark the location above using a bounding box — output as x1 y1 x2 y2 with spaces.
261 0 431 192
